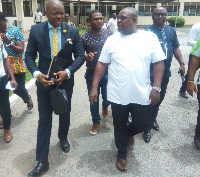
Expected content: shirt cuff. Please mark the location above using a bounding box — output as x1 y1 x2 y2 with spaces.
65 69 71 79
33 71 41 78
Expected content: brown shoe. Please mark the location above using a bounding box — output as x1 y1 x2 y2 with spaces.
90 124 100 135
4 129 13 143
102 108 108 118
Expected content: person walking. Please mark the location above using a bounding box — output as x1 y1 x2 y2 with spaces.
179 22 200 98
187 39 200 149
0 12 33 112
81 10 112 135
34 8 42 24
0 34 18 143
143 7 185 143
107 13 117 33
89 7 165 172
25 0 85 176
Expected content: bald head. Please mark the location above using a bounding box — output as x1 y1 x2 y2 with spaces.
45 0 65 27
152 7 167 29
46 0 63 13
153 7 167 14
121 7 137 18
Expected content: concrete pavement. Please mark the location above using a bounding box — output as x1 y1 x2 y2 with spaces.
1 28 200 177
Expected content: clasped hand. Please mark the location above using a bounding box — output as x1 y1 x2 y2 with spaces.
149 89 160 105
37 71 68 87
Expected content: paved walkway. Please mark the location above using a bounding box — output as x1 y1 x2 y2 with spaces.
1 28 200 177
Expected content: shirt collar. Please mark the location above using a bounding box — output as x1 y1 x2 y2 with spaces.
48 21 62 30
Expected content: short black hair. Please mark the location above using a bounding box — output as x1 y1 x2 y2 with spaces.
88 10 101 20
0 11 6 21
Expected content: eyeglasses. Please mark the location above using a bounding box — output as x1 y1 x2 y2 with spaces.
153 13 167 17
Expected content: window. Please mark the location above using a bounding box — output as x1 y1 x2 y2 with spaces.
23 0 33 17
37 0 45 16
64 5 70 15
184 2 200 16
74 3 78 16
138 3 157 16
1 0 16 17
162 2 179 16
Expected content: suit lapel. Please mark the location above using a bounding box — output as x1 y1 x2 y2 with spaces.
43 22 51 57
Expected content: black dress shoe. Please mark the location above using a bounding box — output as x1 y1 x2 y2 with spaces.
28 162 49 176
60 139 70 153
194 135 200 149
143 130 151 143
152 120 159 131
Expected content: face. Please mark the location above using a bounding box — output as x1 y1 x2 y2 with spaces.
65 14 69 22
112 13 117 19
0 20 7 33
117 9 136 35
46 2 65 27
152 8 167 27
89 13 104 30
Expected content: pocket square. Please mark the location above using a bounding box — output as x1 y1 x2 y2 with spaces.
66 38 73 45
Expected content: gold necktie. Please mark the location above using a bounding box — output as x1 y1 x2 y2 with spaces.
52 27 59 57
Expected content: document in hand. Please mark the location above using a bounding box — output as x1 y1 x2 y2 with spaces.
47 56 71 80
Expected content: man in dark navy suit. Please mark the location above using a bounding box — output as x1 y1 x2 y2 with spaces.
25 0 85 176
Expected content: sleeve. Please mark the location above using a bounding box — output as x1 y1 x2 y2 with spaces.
15 27 24 42
2 45 8 59
191 40 200 57
98 37 111 63
67 28 85 74
187 25 198 47
172 28 180 49
150 33 166 63
81 34 86 51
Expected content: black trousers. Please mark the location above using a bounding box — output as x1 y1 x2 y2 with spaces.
13 73 29 103
180 53 193 93
36 86 73 162
0 88 11 130
111 102 153 159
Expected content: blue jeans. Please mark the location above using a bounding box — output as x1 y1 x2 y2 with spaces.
146 77 169 130
85 70 110 124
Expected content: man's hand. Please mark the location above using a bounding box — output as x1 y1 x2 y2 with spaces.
37 73 54 87
0 33 14 45
178 64 185 76
85 52 97 61
89 87 98 105
187 82 197 97
10 79 18 89
149 89 160 105
54 71 67 85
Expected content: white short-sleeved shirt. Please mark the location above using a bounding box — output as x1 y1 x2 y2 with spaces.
35 12 42 22
99 30 166 105
0 43 8 78
107 18 118 33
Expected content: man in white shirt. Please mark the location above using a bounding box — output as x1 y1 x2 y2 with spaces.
89 7 165 172
34 8 42 24
107 13 117 33
179 22 200 98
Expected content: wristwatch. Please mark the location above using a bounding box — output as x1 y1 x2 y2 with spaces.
152 86 161 92
6 41 14 47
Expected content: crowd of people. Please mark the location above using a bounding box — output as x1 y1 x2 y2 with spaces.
0 0 200 176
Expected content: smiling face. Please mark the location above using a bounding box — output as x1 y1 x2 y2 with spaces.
152 7 167 28
46 1 65 28
117 8 137 35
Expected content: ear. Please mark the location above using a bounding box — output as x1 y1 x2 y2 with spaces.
133 17 137 24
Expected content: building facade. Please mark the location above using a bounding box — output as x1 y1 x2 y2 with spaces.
0 0 199 32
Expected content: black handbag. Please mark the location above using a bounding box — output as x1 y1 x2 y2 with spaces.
50 82 69 115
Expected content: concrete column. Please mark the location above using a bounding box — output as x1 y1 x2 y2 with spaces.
91 3 95 11
0 2 2 11
15 0 24 30
32 0 37 17
157 3 161 7
112 5 116 10
70 3 74 17
179 1 184 16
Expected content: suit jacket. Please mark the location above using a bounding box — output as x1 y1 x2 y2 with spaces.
25 21 85 91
